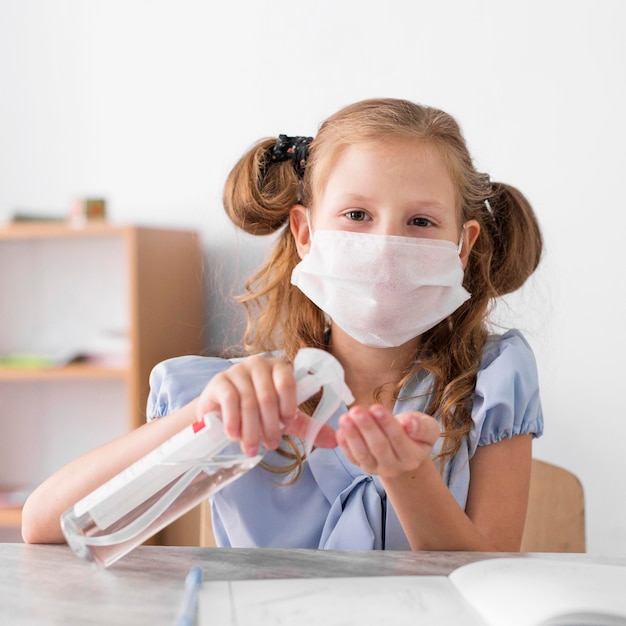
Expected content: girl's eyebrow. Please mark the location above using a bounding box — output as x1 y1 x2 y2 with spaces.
411 202 449 213
333 192 370 204
334 193 449 212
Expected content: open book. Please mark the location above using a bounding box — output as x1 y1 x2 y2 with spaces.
198 557 626 626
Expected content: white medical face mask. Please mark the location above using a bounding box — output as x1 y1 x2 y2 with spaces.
291 229 471 348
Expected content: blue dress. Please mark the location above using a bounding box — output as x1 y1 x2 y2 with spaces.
147 329 543 550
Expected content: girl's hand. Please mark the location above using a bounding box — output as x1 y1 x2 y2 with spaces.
196 356 337 456
336 405 440 477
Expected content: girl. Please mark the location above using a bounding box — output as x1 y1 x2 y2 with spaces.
22 98 543 551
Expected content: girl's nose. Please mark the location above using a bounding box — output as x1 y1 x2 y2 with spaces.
376 220 404 237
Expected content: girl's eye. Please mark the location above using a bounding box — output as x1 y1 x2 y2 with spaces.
345 210 370 222
410 216 434 228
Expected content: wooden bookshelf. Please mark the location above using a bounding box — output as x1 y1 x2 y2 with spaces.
0 222 205 534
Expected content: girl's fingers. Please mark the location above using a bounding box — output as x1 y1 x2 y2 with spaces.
367 405 430 461
256 358 301 451
271 360 298 428
337 409 381 472
198 372 245 440
395 411 441 446
286 409 338 448
197 357 300 457
337 405 440 476
246 360 278 452
364 406 440 456
221 368 261 455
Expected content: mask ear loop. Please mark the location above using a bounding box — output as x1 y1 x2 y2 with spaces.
457 225 466 255
305 208 314 242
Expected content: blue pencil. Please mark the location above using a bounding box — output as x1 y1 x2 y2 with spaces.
175 565 203 626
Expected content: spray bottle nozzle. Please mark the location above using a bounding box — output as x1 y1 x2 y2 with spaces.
292 348 354 456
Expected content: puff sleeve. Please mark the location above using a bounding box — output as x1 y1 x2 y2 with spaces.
468 330 544 457
146 355 233 420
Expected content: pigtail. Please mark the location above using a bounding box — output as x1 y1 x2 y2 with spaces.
485 182 543 296
421 179 543 470
223 135 325 359
223 137 302 236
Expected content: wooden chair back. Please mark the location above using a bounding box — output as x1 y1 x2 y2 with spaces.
521 459 586 552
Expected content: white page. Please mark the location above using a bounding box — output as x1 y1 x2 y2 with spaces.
449 558 626 626
199 576 487 626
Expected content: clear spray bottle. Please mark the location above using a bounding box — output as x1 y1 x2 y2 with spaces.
60 348 354 568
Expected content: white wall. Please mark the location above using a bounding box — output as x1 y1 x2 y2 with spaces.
1 0 625 555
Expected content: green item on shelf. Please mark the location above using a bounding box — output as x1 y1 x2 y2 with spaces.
0 353 57 368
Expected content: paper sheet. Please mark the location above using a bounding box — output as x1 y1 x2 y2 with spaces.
198 558 626 626
198 575 485 626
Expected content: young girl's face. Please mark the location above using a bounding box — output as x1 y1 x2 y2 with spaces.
313 140 462 243
289 138 480 348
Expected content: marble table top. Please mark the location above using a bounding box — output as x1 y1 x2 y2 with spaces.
1 543 622 625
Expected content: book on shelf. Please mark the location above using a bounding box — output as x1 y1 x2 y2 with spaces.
0 351 81 369
0 209 66 224
0 331 129 370
199 557 626 626
0 199 106 225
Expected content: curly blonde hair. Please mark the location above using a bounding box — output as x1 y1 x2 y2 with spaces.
223 98 542 474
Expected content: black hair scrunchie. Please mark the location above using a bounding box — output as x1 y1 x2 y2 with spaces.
269 135 313 177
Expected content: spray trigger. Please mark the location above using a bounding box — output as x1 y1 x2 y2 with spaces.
292 348 354 456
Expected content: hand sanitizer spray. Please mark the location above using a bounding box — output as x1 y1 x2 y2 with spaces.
60 348 354 567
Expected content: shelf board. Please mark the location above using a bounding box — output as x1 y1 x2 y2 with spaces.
0 221 131 240
0 362 129 381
